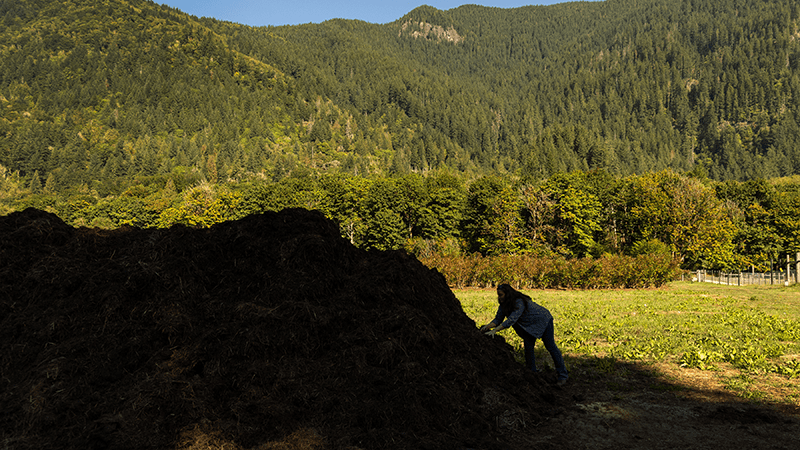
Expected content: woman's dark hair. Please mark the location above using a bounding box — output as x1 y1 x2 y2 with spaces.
497 283 530 307
496 283 514 297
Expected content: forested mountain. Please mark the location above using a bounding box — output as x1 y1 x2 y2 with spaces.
2 0 800 270
2 0 800 193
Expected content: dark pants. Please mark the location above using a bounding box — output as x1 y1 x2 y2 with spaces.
518 318 568 381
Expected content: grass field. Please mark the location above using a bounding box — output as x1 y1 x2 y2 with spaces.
454 281 800 411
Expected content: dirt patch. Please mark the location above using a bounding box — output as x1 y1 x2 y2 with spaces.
1 208 799 449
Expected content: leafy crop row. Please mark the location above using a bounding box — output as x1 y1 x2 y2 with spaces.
678 307 800 377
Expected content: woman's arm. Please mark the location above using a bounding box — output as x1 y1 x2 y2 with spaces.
498 298 525 329
484 299 524 335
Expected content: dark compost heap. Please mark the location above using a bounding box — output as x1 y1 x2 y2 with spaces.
1 208 558 450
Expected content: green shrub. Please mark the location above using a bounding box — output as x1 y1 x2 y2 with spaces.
419 252 681 289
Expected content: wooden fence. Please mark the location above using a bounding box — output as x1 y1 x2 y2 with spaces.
694 253 800 286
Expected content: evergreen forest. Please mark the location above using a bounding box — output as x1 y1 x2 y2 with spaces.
2 0 800 271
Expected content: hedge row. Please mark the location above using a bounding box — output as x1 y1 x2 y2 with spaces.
418 253 682 289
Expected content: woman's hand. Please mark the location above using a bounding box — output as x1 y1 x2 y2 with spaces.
479 322 496 333
483 324 504 336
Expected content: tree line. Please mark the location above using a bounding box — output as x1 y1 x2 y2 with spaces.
3 166 799 272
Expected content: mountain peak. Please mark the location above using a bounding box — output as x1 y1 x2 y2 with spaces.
399 5 451 25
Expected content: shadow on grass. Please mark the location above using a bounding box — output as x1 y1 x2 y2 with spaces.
511 349 800 449
530 350 799 448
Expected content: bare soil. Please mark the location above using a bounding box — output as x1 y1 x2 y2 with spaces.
1 208 798 449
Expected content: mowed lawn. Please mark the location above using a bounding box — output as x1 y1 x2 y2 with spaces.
454 281 800 409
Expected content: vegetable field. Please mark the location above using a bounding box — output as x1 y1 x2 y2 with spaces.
456 282 800 408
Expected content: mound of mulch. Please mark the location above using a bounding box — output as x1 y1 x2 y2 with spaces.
0 208 560 450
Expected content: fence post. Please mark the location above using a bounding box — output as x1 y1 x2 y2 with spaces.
770 259 774 285
796 252 799 284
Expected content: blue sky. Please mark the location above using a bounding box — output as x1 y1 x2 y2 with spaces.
158 1 574 27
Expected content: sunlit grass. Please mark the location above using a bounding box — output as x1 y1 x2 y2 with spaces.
455 281 800 407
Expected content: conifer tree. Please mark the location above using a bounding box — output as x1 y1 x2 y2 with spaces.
29 171 42 193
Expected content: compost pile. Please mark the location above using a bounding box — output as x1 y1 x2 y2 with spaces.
0 208 558 450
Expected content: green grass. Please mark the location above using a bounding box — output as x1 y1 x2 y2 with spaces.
455 281 800 408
